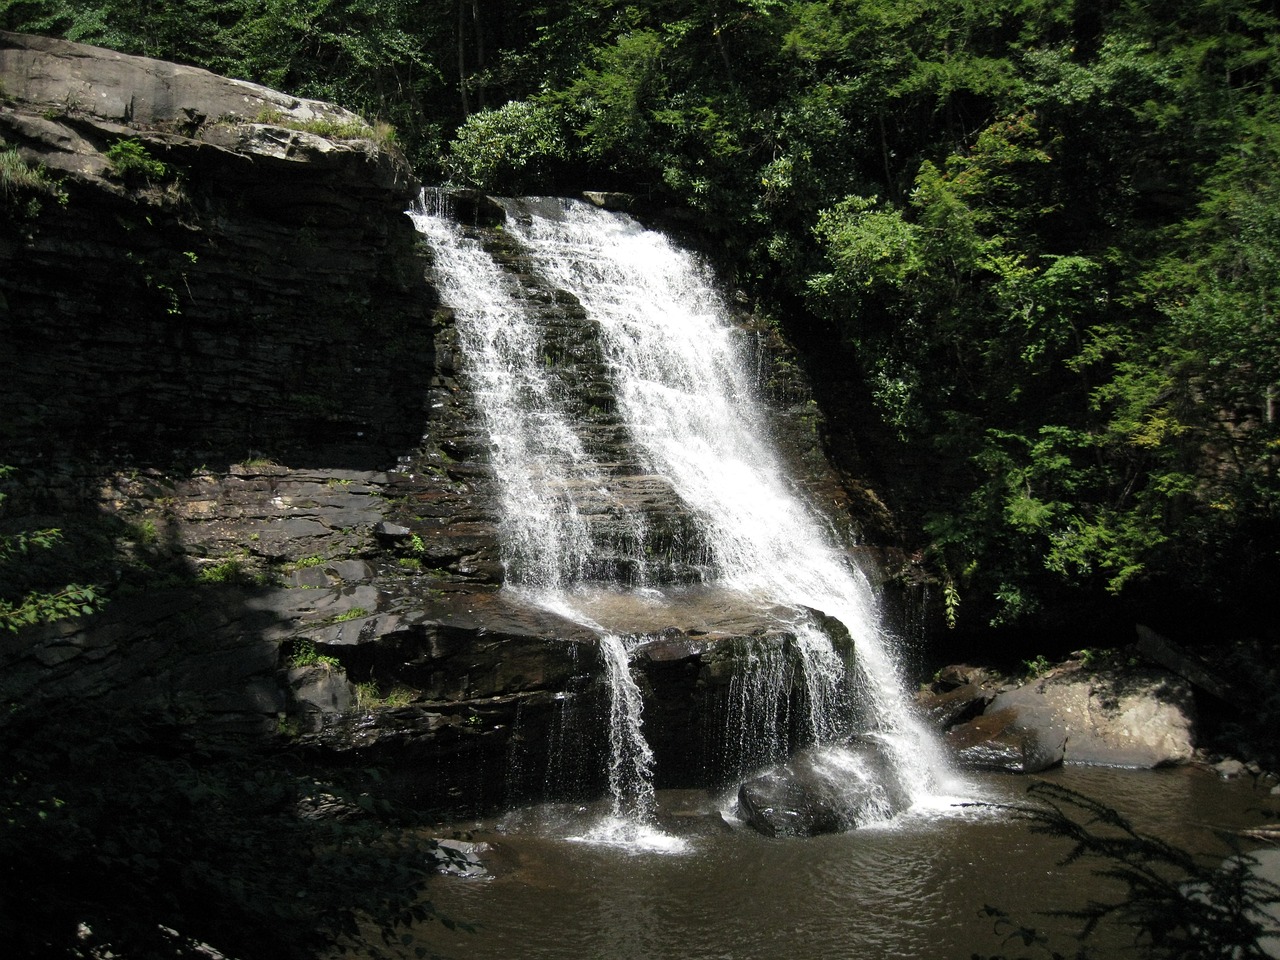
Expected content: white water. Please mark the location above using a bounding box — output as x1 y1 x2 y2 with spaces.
409 194 648 590
410 192 948 837
501 198 947 800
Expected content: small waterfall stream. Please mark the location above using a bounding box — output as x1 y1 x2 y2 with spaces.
410 192 945 840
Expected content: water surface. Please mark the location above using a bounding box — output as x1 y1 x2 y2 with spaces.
416 766 1275 960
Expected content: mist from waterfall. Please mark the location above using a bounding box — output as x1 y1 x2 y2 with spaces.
410 192 946 838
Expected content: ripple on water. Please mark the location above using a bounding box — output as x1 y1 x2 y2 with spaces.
417 768 1273 960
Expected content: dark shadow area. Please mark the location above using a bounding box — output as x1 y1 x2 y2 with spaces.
0 697 451 960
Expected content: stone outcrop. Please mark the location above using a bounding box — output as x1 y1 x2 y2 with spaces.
1 29 428 465
2 32 919 816
921 654 1197 771
945 706 1067 774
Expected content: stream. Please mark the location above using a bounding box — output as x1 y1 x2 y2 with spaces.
413 765 1275 960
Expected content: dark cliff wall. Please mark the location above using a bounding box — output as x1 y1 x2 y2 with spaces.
1 30 431 468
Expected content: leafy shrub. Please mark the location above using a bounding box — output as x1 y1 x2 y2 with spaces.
0 146 62 219
105 138 168 182
196 558 270 587
290 638 340 669
446 100 566 192
0 466 99 631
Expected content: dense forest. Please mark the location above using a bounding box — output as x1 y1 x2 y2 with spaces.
3 0 1277 648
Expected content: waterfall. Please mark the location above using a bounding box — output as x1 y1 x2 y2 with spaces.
599 633 656 823
409 192 944 834
500 198 945 799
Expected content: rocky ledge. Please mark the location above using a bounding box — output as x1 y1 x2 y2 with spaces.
1 29 429 463
2 32 922 815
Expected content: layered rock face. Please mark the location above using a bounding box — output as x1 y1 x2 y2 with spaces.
2 32 903 813
1 30 428 463
1 30 514 811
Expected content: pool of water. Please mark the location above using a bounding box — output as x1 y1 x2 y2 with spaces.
414 766 1277 960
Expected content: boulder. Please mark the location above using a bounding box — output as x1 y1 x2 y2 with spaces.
917 681 994 730
429 838 490 877
736 742 911 837
1214 758 1248 779
988 668 1195 768
946 707 1066 774
932 664 999 691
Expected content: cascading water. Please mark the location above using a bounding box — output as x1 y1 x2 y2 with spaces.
599 632 657 823
500 198 947 799
409 191 947 842
409 193 602 590
410 194 668 845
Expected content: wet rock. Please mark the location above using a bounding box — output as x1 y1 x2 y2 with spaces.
1215 758 1247 779
986 668 1195 768
931 664 999 691
287 663 354 725
581 191 634 211
945 708 1066 774
917 682 994 730
429 838 490 877
736 742 910 837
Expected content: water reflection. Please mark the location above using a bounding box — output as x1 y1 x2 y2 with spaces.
416 767 1274 960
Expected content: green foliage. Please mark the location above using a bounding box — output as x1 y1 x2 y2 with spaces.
555 28 667 167
0 467 100 632
254 108 395 146
446 99 567 191
355 681 416 710
290 637 340 668
0 144 63 219
1021 654 1052 678
196 557 270 586
104 137 168 181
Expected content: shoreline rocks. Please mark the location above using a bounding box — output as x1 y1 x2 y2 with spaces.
920 652 1197 773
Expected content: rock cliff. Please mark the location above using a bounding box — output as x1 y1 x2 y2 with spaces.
1 31 919 814
1 29 426 463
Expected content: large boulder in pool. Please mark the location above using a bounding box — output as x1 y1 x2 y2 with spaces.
736 742 911 838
